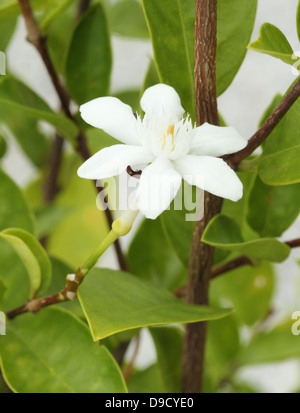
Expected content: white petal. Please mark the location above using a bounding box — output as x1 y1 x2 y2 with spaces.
77 144 154 179
190 122 248 157
136 158 182 219
140 84 185 123
80 97 140 145
175 155 243 202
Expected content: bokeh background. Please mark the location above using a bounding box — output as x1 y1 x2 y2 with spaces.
2 0 300 392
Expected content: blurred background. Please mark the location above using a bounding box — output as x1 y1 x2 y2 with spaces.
1 0 300 392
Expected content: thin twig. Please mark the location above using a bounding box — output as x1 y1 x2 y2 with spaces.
122 335 141 383
17 0 127 271
228 77 300 166
7 266 87 320
174 238 300 299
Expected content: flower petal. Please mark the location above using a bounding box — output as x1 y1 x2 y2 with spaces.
80 97 140 145
140 84 185 123
175 155 243 202
136 158 182 219
190 122 248 157
77 144 154 179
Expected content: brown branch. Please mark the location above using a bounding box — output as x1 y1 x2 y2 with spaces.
7 266 87 320
182 0 221 394
17 0 127 272
175 237 300 300
285 238 300 248
210 255 253 279
228 77 300 166
43 134 64 204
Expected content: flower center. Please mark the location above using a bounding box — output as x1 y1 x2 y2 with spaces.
161 123 175 151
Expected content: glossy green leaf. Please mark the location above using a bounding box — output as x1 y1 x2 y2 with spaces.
34 204 72 239
127 218 186 290
210 261 274 326
0 237 31 311
0 17 16 50
65 4 112 104
258 83 300 185
248 23 294 65
0 233 40 298
0 307 127 393
0 278 6 308
202 214 290 262
40 0 74 30
149 326 183 392
2 228 51 293
142 0 257 117
216 0 257 95
78 268 232 341
128 364 164 393
0 77 78 146
0 169 35 234
141 0 195 117
247 175 300 237
115 90 140 113
0 135 7 158
206 315 240 381
107 0 149 39
237 322 300 365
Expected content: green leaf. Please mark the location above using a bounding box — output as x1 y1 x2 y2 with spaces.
0 77 78 146
0 307 127 393
247 175 300 237
237 322 300 365
258 82 300 185
216 0 257 96
0 233 41 298
40 0 74 30
248 23 294 65
0 17 16 50
65 3 112 104
202 214 290 262
0 169 35 234
206 315 240 381
210 261 274 326
0 278 6 308
0 77 49 167
128 364 164 393
142 0 257 117
1 228 52 293
0 237 31 311
78 268 232 341
149 326 183 392
142 0 195 117
107 0 149 39
34 204 72 239
127 218 186 290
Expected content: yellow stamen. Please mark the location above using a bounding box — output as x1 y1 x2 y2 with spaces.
161 124 175 150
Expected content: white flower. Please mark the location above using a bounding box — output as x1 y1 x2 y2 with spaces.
78 84 247 219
